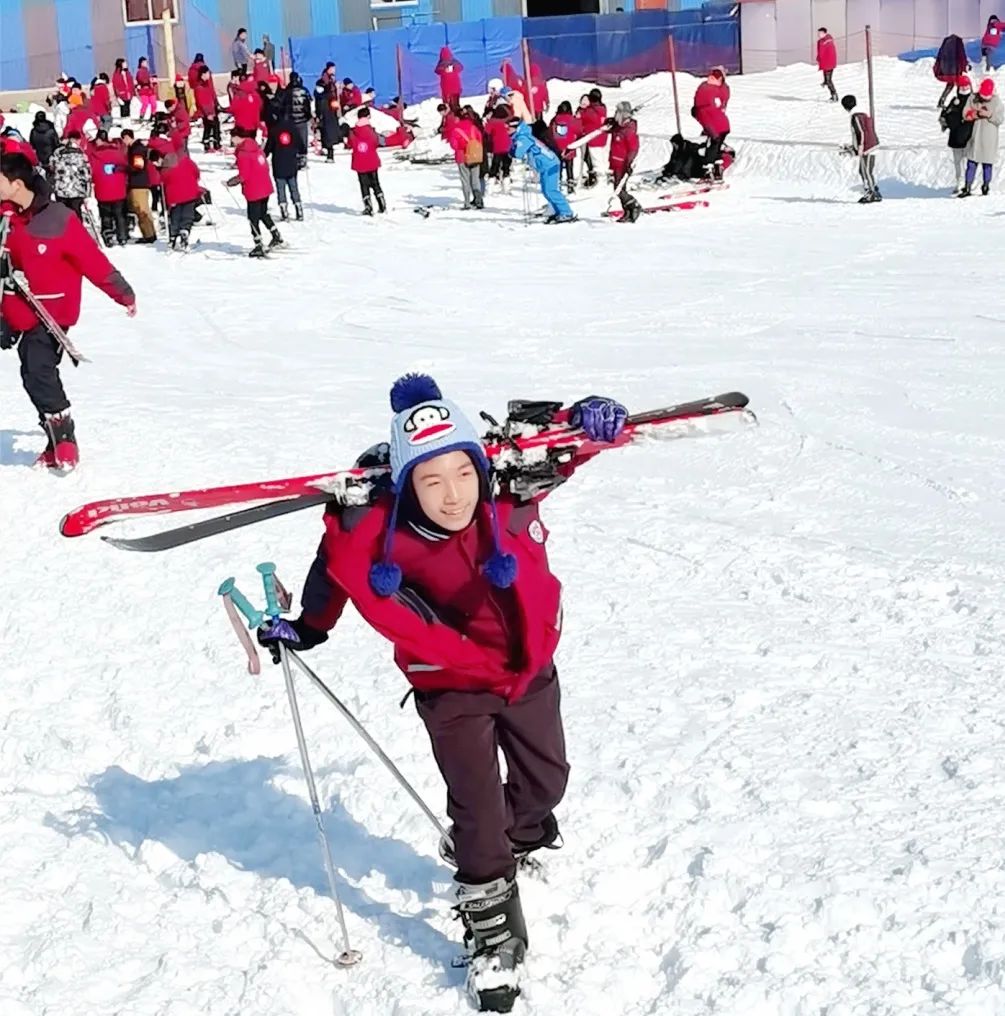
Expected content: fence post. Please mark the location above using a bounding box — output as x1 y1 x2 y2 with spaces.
161 10 176 102
396 44 405 109
668 34 681 135
865 23 876 128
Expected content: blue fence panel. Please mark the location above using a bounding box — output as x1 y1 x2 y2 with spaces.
401 22 448 103
446 20 491 96
186 0 226 73
482 15 522 86
125 27 157 77
330 31 376 90
368 27 409 103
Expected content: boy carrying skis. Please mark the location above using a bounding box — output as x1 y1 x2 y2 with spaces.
258 374 627 1012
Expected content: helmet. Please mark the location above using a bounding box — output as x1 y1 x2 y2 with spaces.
488 77 503 92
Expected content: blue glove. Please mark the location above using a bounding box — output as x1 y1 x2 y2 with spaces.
570 397 628 443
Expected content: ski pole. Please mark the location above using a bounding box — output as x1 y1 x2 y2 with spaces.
286 649 451 843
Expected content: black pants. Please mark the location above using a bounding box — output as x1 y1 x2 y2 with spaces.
938 81 954 106
151 185 163 213
613 166 639 212
57 196 84 219
119 101 131 118
98 199 129 244
583 146 597 181
822 69 838 101
357 170 382 200
247 198 276 241
489 153 512 180
168 200 197 240
202 115 221 149
17 324 69 417
415 667 569 884
705 132 729 178
560 157 575 188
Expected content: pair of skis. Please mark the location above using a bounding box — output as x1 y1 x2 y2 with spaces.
0 211 89 365
60 391 755 552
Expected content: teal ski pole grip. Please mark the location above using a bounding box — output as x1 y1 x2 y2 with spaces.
257 562 281 619
218 577 265 629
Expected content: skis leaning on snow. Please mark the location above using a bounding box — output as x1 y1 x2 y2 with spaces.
59 391 756 550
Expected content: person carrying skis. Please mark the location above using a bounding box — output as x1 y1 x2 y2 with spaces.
227 136 284 257
146 145 202 250
817 27 839 102
840 94 881 203
265 117 307 221
982 16 1003 73
435 47 464 108
939 76 974 193
549 101 581 192
692 69 730 180
608 101 642 223
257 372 627 1013
507 93 576 224
577 89 607 187
961 78 1004 196
49 132 92 219
0 152 135 470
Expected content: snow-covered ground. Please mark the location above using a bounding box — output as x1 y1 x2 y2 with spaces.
3 56 1005 1016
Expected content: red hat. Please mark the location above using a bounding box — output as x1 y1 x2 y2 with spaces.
958 74 972 90
174 74 185 85
267 74 280 85
980 78 995 97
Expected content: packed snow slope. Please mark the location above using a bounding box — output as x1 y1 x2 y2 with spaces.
3 57 1005 1016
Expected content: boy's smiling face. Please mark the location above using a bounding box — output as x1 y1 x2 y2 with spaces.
411 450 480 532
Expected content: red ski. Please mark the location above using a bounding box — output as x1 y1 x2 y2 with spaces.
658 183 729 201
604 199 709 220
60 392 755 546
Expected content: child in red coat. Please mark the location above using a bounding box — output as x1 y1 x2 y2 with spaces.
88 137 129 245
549 100 582 192
349 107 386 215
227 136 284 257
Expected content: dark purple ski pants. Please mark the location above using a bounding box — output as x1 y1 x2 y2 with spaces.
415 666 569 884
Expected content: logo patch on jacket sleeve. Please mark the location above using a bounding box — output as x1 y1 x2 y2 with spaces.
528 519 545 544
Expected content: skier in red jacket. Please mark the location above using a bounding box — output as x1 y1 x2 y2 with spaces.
148 146 204 249
349 107 386 215
692 69 731 179
577 89 607 187
227 136 283 257
112 59 135 119
89 75 113 127
608 101 642 222
257 372 627 1012
549 100 582 192
340 78 363 111
193 67 222 152
88 137 129 245
817 27 839 102
435 47 464 106
0 152 135 470
230 79 262 140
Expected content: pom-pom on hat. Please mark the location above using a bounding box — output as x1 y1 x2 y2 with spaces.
368 374 517 597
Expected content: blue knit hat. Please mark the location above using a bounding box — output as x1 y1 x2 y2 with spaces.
369 373 518 597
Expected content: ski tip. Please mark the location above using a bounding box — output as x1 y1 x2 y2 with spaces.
59 513 84 538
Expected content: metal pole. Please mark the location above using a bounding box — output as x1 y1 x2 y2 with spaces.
287 650 451 843
396 44 405 110
279 644 362 967
669 34 681 135
865 24 876 127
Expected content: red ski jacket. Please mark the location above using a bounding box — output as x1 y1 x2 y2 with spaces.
817 34 838 72
112 69 135 102
340 84 363 109
349 123 382 173
579 102 608 147
136 67 155 96
608 119 639 171
693 81 730 137
231 82 262 132
983 18 1004 49
169 103 191 138
234 138 273 201
89 142 128 202
90 82 112 119
549 112 581 155
1 136 38 165
484 117 512 156
301 492 569 703
63 104 95 139
159 152 203 207
1 184 133 332
449 118 482 165
194 80 218 117
436 47 464 101
187 61 204 90
530 64 550 112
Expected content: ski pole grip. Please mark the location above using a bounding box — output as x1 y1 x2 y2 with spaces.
257 562 281 619
218 577 264 628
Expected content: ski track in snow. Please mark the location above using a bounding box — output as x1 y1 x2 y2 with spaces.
2 58 1005 1016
